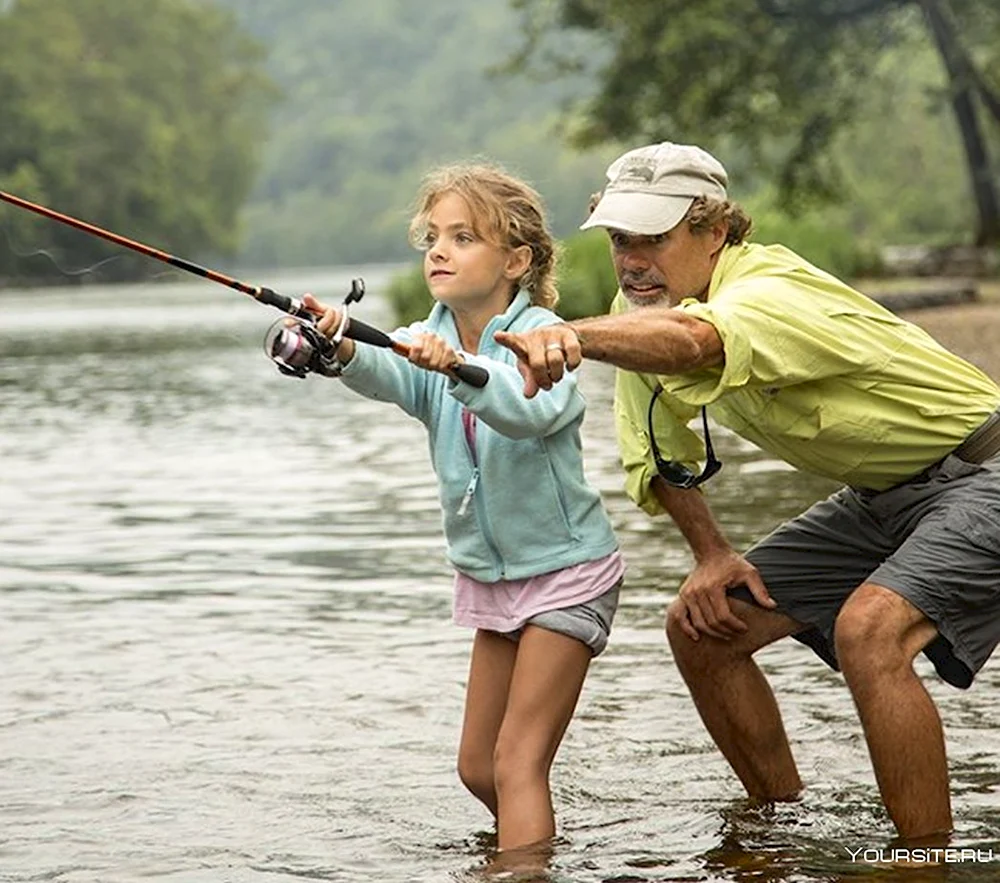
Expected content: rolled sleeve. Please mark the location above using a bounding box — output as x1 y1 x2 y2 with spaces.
665 299 753 404
614 368 702 515
665 281 873 406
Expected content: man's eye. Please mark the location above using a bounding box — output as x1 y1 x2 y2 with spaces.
610 233 629 248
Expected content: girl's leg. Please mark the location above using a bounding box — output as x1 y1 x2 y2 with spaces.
457 628 517 816
493 624 591 850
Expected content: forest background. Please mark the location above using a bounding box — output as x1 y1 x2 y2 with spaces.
1 0 998 321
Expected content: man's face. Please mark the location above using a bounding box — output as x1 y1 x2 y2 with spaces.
607 222 724 308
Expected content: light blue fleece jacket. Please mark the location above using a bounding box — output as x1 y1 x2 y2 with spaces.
338 290 619 582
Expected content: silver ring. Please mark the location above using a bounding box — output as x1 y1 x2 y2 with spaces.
545 343 564 352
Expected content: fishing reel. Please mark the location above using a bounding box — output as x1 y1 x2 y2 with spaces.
264 278 365 378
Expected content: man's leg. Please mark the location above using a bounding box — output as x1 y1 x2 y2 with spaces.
834 583 952 840
666 598 805 800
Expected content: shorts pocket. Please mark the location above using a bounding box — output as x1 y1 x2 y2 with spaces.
945 506 1000 556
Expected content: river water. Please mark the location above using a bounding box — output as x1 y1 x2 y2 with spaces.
0 268 997 882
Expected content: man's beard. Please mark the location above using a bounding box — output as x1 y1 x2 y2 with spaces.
620 275 671 307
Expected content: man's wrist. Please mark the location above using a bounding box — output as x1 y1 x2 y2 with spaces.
690 541 736 565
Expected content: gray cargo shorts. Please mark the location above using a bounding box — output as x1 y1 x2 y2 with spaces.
500 580 621 656
730 453 1000 688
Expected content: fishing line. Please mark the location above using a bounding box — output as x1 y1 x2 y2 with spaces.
0 212 123 278
0 189 489 386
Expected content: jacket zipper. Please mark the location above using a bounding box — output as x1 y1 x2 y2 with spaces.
459 409 504 578
457 468 479 516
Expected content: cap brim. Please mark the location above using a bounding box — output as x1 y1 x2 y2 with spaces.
580 193 693 235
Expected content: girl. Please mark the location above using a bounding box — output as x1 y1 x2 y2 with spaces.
302 163 624 857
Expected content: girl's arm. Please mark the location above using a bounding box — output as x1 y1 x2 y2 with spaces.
404 329 585 439
449 355 584 439
302 293 426 420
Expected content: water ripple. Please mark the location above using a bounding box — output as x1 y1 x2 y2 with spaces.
0 277 997 882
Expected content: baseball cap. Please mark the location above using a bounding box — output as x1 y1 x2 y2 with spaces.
581 142 729 235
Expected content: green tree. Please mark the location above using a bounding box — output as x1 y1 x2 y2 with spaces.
0 0 275 281
508 0 1000 246
214 0 621 267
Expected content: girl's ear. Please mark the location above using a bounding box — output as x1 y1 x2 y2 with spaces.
504 244 533 280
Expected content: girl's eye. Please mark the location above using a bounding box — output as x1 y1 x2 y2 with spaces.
456 231 474 244
420 233 437 249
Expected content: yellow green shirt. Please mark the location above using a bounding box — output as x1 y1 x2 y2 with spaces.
614 241 1000 514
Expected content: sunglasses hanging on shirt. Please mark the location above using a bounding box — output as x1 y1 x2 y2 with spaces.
647 384 723 489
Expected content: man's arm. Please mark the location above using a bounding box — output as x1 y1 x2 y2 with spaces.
652 477 731 562
494 308 724 397
651 476 776 641
572 310 723 373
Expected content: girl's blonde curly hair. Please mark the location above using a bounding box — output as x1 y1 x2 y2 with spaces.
409 162 559 310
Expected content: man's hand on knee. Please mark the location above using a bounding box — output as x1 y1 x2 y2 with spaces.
673 551 775 641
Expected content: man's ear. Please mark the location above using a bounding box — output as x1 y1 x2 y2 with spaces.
708 220 728 256
504 244 533 280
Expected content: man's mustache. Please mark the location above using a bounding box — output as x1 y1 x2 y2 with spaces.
620 271 664 287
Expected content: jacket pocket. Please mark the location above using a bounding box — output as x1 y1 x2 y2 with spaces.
485 437 575 562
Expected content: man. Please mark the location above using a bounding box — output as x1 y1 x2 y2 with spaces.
494 141 1000 841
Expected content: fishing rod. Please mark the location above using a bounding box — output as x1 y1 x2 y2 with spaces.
0 189 489 387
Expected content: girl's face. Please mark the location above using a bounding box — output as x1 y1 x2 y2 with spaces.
421 192 527 315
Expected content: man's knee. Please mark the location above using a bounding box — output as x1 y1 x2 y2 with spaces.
667 600 751 684
664 598 689 649
834 584 935 678
665 596 797 664
664 599 730 668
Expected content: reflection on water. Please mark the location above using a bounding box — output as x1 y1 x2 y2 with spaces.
1 269 997 882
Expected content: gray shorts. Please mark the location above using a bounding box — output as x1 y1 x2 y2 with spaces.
731 454 1000 688
499 581 621 656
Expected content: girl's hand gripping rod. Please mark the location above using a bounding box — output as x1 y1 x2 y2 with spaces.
263 280 488 387
0 188 489 387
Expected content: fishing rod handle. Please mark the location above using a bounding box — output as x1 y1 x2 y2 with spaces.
256 287 314 319
450 363 489 388
346 318 489 388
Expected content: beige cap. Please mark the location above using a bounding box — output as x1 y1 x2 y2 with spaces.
581 142 728 235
